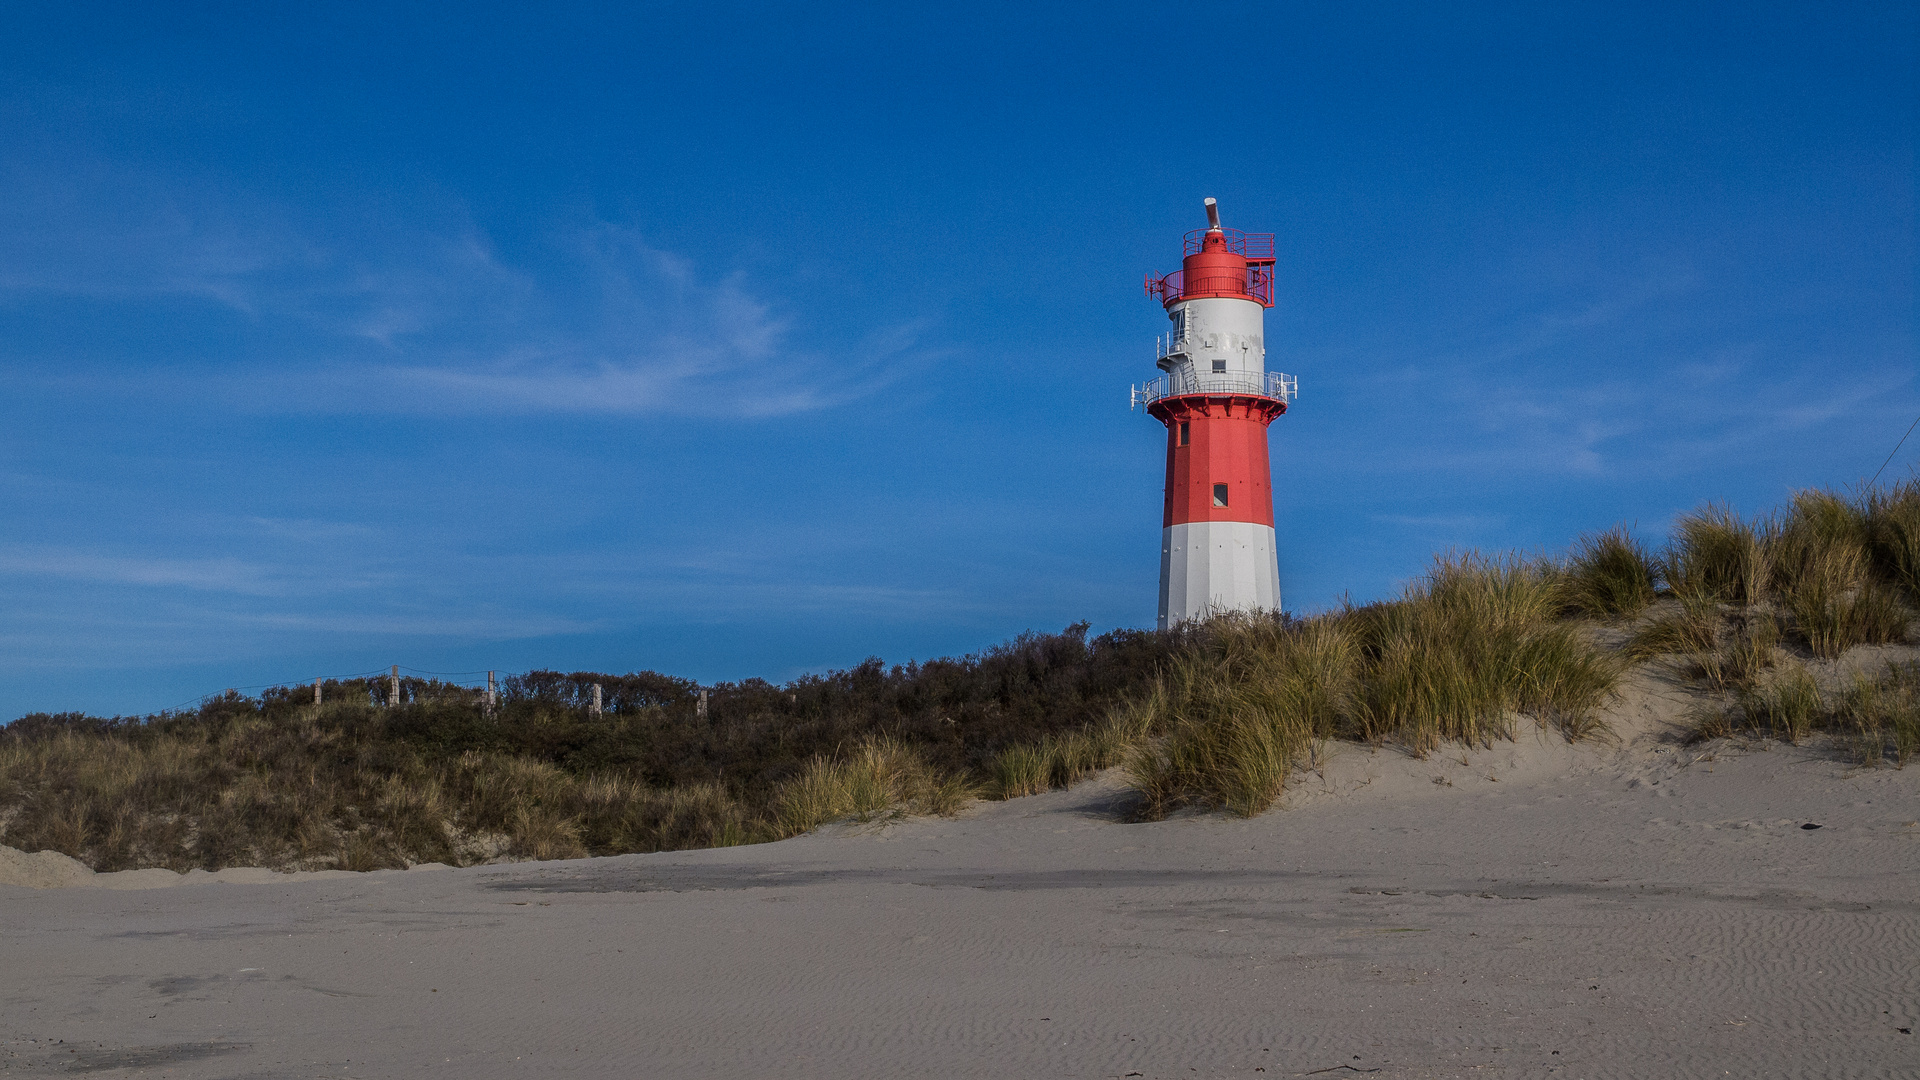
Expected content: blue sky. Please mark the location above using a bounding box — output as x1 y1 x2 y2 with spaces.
1 2 1914 717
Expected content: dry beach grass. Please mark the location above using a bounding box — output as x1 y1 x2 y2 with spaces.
3 481 1917 875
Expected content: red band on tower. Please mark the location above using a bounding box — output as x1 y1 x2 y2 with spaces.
1147 394 1287 528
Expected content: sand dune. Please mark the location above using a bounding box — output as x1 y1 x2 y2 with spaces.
4 685 1917 1078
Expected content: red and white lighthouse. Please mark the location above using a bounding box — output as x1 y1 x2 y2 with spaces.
1134 198 1296 630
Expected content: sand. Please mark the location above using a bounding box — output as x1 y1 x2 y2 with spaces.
4 680 1918 1077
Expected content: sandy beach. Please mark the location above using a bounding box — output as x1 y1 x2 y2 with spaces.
5 680 1918 1079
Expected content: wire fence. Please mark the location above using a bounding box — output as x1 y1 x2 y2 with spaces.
136 663 709 722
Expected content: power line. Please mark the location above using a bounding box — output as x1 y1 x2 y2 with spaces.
1869 411 1920 487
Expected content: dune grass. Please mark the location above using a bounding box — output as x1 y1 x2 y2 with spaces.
1125 484 1917 818
984 704 1152 799
1126 556 1623 819
1125 617 1351 818
1682 610 1782 692
1837 662 1920 766
1761 488 1908 657
1865 480 1920 603
1628 486 1916 680
774 738 975 834
1666 504 1769 607
1688 657 1920 765
6 483 1917 870
1625 598 1722 661
1560 527 1659 618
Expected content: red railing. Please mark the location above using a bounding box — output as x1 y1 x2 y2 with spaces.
1183 228 1276 261
1145 265 1275 307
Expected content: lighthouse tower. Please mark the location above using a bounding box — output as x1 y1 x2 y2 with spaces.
1133 199 1297 630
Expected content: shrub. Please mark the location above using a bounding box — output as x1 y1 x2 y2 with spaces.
2 621 1181 872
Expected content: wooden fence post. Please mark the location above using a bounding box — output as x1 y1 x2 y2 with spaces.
314 678 322 705
486 670 497 714
697 688 708 723
591 683 603 717
390 665 400 708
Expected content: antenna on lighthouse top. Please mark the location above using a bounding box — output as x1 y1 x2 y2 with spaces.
1203 197 1221 231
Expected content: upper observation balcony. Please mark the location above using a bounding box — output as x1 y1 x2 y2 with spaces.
1131 369 1298 410
1144 229 1278 309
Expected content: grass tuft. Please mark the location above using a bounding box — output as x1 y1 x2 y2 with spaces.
1767 490 1914 657
1864 479 1920 604
1665 504 1768 606
1624 599 1721 661
773 738 973 834
1128 558 1620 818
985 704 1153 800
987 742 1052 799
1684 610 1780 692
1836 662 1920 767
1560 527 1658 618
1735 662 1824 744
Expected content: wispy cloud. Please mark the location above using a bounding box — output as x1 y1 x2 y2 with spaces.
1317 259 1918 481
0 547 286 595
0 162 937 418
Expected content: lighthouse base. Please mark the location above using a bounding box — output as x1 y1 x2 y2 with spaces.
1158 521 1281 630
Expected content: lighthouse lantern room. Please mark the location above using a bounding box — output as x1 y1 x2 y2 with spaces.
1132 198 1297 630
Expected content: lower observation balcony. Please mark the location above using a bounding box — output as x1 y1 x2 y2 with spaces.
1131 370 1298 410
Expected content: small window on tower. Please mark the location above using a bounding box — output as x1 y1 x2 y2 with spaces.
1212 484 1229 508
1178 422 1190 446
1212 359 1227 373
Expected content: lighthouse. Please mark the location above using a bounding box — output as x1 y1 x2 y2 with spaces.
1133 198 1297 630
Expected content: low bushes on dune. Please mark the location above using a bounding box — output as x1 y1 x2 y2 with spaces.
5 482 1917 872
0 623 1182 872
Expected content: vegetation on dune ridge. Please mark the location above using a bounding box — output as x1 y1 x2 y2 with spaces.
0 625 1184 872
3 481 1917 872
